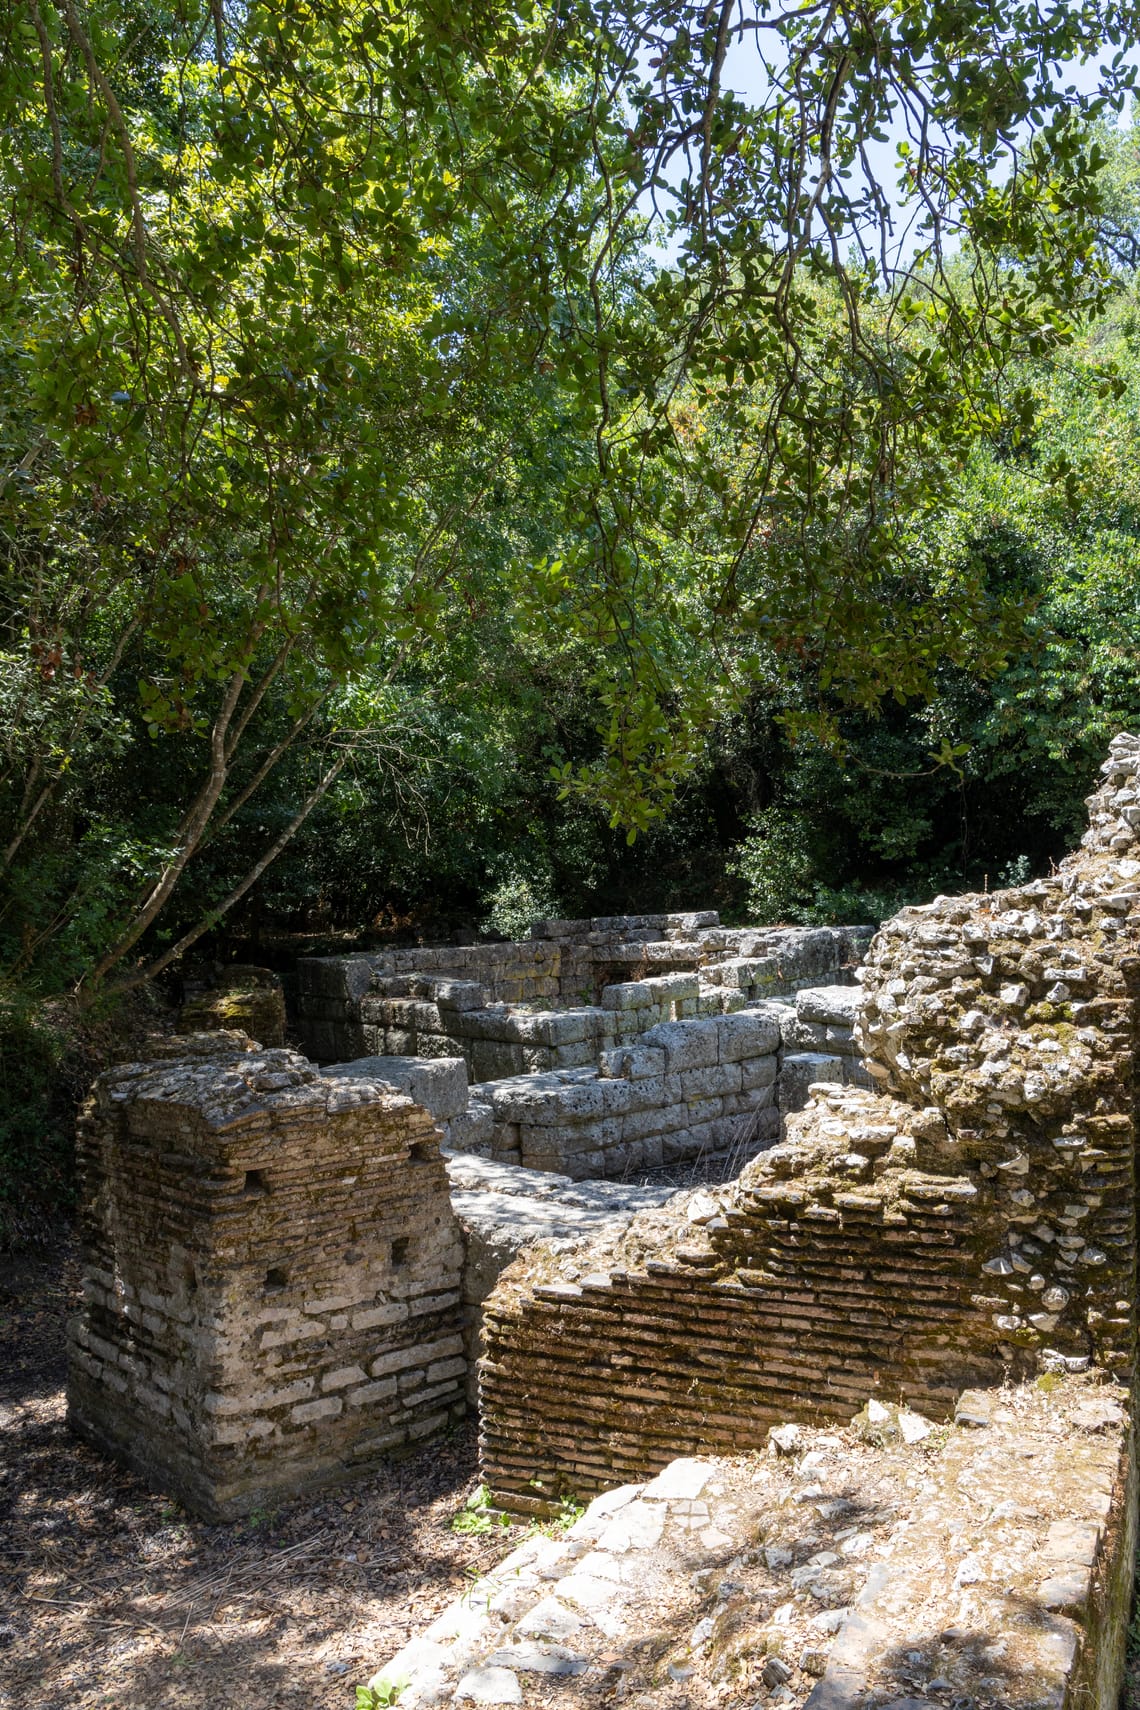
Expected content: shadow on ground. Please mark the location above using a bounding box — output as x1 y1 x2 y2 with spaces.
0 1241 516 1710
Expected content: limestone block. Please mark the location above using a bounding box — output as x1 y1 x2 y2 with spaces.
599 1045 668 1081
467 1009 527 1045
662 1122 718 1162
641 1017 720 1072
777 1052 846 1113
489 1125 521 1164
825 1024 857 1054
680 1063 742 1101
432 980 487 1013
407 1001 442 1031
414 1032 467 1063
383 1027 419 1057
483 1072 570 1122
717 1010 782 1061
296 954 376 1001
366 995 417 1028
723 1084 776 1116
471 1041 525 1082
601 981 655 1011
551 1042 596 1069
541 1011 592 1046
796 984 861 1027
323 1054 468 1122
620 1103 691 1142
445 1098 496 1157
781 1015 828 1051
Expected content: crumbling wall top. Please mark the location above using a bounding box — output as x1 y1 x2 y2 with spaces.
95 1032 417 1138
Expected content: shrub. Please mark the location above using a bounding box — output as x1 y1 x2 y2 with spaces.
0 995 72 1247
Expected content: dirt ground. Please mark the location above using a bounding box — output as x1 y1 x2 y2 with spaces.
7 1243 1140 1710
0 1242 519 1710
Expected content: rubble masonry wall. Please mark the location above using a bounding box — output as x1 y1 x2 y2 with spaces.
479 738 1140 1511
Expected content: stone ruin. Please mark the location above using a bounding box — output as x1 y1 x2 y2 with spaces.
295 916 871 1179
65 738 1140 1703
178 963 287 1046
68 1031 465 1521
293 913 872 1068
360 736 1140 1710
479 739 1140 1507
371 1382 1134 1710
69 913 866 1521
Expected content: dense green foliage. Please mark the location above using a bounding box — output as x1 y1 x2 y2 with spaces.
728 265 1140 925
4 3 1140 1237
4 0 1140 1011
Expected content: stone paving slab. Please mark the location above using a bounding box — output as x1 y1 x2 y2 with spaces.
366 1375 1132 1710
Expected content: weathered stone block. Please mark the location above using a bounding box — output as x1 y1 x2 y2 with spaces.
679 1062 742 1101
323 1054 468 1121
601 981 654 1011
778 1052 846 1112
433 980 487 1012
781 1014 828 1050
643 1017 720 1072
718 1010 782 1061
797 984 861 1026
741 1055 779 1091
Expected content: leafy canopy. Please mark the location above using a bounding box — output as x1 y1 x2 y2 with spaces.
3 0 1140 986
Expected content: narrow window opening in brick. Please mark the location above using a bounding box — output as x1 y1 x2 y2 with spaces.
408 1141 432 1164
264 1266 288 1293
391 1237 411 1268
243 1170 268 1196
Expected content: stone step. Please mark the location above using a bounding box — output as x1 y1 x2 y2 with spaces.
366 1376 1129 1710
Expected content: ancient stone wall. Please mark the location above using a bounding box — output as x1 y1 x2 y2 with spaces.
467 1007 782 1178
293 916 869 1183
311 981 866 1182
478 738 1140 1512
67 1032 465 1521
446 1154 674 1402
776 982 870 1114
359 969 704 1079
293 917 869 1066
178 965 286 1047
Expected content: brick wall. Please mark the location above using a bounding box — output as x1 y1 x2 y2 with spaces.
67 1032 465 1521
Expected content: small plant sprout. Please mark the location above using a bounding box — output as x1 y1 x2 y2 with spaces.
451 1484 511 1537
355 1673 409 1708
